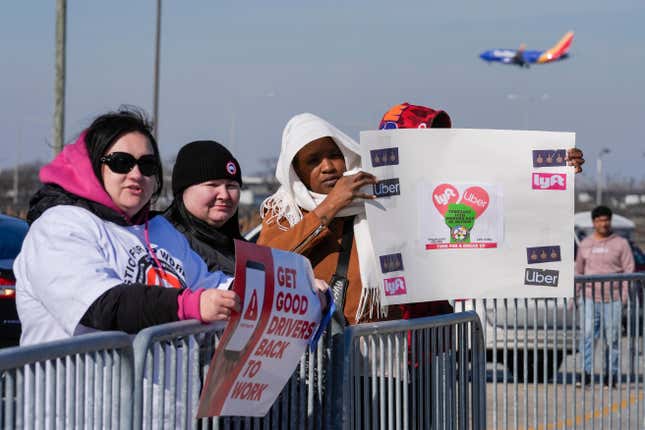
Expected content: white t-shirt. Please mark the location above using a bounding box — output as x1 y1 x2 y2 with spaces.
15 205 232 345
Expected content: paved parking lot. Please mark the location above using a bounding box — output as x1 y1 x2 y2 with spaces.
486 379 644 430
485 338 644 429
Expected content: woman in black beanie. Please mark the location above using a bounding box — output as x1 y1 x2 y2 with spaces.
165 140 245 275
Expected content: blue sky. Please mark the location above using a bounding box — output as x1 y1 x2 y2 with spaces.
1 1 644 184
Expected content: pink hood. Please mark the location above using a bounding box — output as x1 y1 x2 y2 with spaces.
39 132 122 214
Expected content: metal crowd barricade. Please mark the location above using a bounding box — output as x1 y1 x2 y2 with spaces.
1 313 486 429
132 320 223 430
341 311 487 430
131 319 332 430
130 313 485 430
0 331 133 430
455 273 645 430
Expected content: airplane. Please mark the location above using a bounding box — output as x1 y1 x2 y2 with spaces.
479 31 574 68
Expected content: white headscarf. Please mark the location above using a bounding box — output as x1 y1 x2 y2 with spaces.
261 113 385 322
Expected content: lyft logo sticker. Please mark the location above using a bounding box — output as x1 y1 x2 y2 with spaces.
524 268 559 287
370 148 399 167
383 276 407 296
532 173 566 190
532 149 566 167
373 178 401 197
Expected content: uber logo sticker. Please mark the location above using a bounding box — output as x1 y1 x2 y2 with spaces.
379 253 404 273
373 178 401 197
532 149 567 168
370 148 399 167
524 268 559 287
527 246 561 264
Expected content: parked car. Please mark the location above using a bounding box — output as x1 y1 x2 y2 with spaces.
456 297 574 382
0 214 28 348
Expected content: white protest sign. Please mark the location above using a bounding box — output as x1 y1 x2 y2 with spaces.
360 129 575 303
197 241 322 417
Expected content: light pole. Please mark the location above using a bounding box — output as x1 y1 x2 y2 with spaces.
53 0 67 157
152 0 162 139
596 148 611 205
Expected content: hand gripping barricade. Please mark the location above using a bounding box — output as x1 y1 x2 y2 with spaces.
0 331 133 430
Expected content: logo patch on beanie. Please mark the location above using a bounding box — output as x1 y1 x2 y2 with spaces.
226 161 237 175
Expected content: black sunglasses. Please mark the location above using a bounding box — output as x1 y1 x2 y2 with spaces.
100 152 159 177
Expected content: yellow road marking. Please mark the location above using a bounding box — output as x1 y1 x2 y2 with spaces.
518 392 643 430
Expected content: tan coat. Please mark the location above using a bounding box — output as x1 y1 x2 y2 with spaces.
258 209 454 325
258 210 405 325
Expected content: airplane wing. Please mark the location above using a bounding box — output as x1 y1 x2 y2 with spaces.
537 31 574 63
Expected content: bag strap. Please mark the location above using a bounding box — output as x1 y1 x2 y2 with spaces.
329 217 355 334
334 217 355 279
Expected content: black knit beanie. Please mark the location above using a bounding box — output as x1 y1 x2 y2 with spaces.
172 140 243 196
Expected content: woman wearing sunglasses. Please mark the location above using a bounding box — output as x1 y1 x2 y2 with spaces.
15 108 240 345
163 140 244 275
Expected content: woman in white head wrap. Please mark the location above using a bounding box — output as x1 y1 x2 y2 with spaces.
259 113 396 325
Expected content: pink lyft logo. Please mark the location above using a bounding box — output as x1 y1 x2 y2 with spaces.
383 276 407 296
532 173 566 190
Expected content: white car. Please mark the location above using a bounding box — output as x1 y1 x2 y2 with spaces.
455 297 574 382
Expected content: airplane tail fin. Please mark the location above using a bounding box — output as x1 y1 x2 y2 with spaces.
537 31 574 63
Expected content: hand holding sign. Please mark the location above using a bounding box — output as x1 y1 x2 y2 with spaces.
313 171 377 224
200 289 241 322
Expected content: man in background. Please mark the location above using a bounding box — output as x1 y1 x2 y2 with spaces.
575 205 634 388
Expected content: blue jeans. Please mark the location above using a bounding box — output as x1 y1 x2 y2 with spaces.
579 298 622 375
